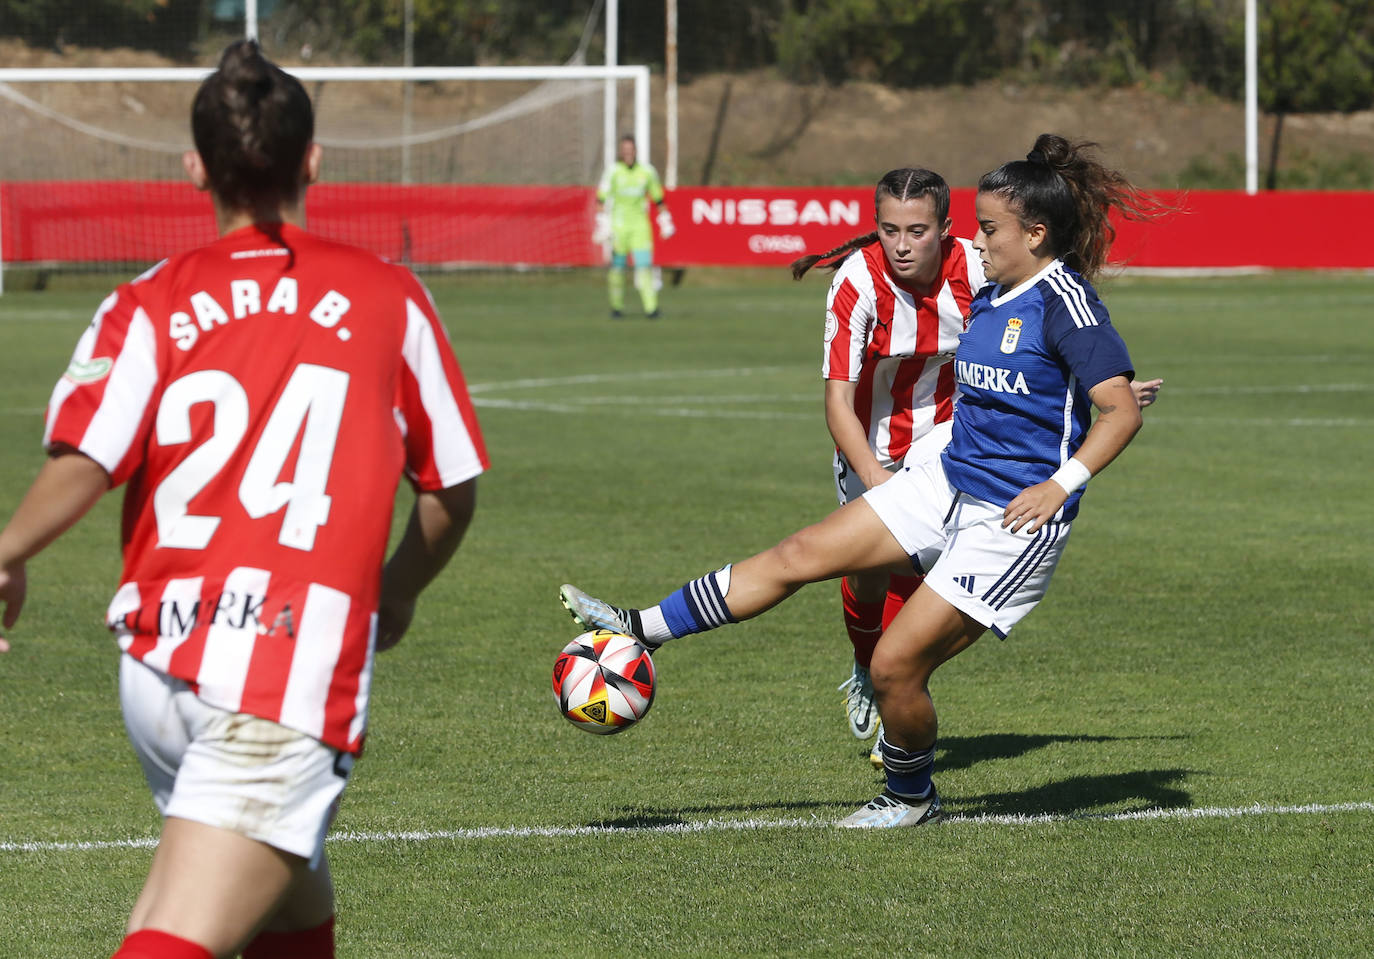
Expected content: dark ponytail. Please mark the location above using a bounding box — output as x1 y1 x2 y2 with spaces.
977 133 1164 281
791 167 950 280
191 40 314 213
790 232 879 280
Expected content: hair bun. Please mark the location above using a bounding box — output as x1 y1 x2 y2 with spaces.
219 39 272 99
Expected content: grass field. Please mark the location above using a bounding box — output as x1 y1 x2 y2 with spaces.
1 267 1371 957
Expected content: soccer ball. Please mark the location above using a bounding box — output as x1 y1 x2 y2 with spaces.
553 629 656 734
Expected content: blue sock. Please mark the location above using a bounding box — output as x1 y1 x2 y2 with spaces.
635 566 736 644
878 732 935 800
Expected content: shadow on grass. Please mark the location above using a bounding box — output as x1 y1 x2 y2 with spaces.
951 767 1194 818
590 734 1195 826
593 767 1194 828
590 799 840 830
936 732 1187 772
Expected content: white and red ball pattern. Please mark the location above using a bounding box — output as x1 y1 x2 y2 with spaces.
553 630 656 734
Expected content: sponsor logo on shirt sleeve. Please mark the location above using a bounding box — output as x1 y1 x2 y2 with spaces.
64 356 114 384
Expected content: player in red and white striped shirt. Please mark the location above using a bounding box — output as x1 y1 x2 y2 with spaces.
0 41 486 959
792 169 982 761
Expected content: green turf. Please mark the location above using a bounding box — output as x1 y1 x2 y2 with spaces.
1 268 1371 957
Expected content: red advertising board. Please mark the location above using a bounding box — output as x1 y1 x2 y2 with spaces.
659 186 1374 271
2 181 1371 270
0 182 600 268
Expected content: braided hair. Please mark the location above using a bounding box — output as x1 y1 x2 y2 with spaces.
790 168 950 279
191 40 314 213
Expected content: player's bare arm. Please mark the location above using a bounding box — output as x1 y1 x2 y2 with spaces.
1003 375 1142 534
0 449 110 645
823 380 891 490
377 479 479 651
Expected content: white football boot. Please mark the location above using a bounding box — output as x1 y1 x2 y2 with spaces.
560 584 636 637
869 722 885 769
838 661 879 739
837 789 942 829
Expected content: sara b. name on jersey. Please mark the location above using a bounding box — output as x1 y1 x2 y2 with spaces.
169 276 352 352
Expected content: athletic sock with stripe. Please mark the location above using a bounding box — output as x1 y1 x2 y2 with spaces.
618 565 737 647
877 731 936 801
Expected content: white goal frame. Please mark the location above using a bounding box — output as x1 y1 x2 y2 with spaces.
0 63 652 292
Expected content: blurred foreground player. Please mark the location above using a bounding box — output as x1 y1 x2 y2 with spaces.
0 40 487 957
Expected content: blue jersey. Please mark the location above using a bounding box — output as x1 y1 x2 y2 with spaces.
942 260 1133 521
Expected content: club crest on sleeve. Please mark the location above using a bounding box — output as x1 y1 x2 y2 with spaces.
63 356 113 384
824 310 839 343
999 317 1022 354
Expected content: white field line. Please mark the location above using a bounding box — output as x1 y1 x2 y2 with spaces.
466 367 789 393
0 309 91 322
1143 417 1369 427
1164 383 1372 395
3 800 1371 853
464 368 1373 424
474 397 813 420
5 366 1371 425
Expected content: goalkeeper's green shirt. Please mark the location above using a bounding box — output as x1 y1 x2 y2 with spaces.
597 160 665 237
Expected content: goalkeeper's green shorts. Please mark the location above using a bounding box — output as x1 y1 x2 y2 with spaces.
611 217 654 258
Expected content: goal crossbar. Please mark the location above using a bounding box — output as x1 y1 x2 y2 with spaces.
0 63 652 291
0 65 650 83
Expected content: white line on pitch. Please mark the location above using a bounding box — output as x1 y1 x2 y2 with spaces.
1164 383 1372 395
1143 416 1369 427
472 397 812 420
553 393 818 405
4 800 1370 853
469 396 1369 427
468 367 789 394
0 310 89 322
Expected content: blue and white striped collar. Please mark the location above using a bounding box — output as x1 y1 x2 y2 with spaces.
989 258 1066 308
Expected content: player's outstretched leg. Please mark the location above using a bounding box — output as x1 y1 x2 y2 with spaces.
561 567 735 649
560 496 910 650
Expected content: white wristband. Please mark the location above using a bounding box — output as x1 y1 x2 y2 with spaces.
1049 457 1092 495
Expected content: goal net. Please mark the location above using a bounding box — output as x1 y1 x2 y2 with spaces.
0 63 650 288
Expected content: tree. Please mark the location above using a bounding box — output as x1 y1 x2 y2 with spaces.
0 0 202 58
1257 0 1374 188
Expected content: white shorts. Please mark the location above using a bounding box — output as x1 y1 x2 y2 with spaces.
833 420 953 506
119 654 352 864
861 453 1072 638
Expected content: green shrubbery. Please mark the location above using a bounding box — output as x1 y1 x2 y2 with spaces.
4 0 1371 115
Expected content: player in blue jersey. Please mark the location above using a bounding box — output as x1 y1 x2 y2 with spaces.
560 133 1160 828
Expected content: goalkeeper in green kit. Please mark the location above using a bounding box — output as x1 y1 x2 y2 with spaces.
594 134 674 318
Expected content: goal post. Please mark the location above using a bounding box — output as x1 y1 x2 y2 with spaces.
0 62 651 291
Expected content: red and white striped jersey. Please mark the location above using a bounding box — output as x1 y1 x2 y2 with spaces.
44 223 488 754
821 237 985 467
